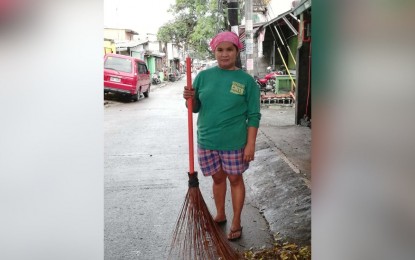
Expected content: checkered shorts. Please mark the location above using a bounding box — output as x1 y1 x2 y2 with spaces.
197 146 249 176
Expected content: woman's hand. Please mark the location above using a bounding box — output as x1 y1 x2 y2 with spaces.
183 86 195 100
183 86 200 112
243 143 256 163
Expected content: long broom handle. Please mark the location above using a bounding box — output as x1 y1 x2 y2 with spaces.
186 56 195 174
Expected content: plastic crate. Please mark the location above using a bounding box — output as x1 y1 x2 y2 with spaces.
275 75 295 94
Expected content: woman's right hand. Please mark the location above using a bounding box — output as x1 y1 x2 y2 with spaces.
183 86 195 100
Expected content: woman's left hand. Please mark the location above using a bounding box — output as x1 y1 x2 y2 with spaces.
243 143 255 163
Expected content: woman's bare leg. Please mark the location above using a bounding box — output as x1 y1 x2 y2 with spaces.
211 168 227 222
227 174 245 238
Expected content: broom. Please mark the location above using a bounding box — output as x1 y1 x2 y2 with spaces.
168 56 241 260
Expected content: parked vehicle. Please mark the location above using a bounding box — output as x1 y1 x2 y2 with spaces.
255 72 278 93
254 66 290 93
104 53 151 101
168 69 182 82
168 73 176 82
152 73 161 85
255 76 273 93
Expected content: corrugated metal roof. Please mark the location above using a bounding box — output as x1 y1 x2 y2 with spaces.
144 50 165 58
260 9 295 28
292 0 311 16
115 40 148 48
104 27 139 35
238 8 297 39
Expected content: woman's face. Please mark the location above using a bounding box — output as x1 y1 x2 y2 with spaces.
214 41 238 70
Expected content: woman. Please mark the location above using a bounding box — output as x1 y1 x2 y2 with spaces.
183 31 261 241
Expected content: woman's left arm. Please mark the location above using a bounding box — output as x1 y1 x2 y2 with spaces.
243 127 258 162
244 77 261 162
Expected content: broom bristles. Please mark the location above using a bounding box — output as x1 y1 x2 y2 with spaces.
168 187 241 259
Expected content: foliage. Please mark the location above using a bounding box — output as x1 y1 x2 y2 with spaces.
157 0 222 59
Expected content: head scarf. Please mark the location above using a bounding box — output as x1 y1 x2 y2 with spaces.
209 31 243 52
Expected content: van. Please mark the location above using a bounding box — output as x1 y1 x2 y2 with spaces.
104 53 151 101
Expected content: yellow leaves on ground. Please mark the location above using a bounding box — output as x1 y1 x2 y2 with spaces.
243 241 311 260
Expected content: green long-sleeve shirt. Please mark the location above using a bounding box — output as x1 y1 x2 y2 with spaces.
192 66 261 150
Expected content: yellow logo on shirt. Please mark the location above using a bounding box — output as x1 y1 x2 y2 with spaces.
230 82 245 95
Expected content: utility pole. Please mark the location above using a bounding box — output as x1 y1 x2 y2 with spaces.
227 0 238 32
227 0 242 68
245 0 253 75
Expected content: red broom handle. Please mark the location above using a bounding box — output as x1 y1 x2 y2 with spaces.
186 56 195 174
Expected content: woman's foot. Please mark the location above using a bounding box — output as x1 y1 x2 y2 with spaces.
227 227 243 241
213 216 227 225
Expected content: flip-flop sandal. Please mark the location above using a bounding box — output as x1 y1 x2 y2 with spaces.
214 219 227 226
227 227 243 241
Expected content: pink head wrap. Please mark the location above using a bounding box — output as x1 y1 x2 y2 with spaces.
209 31 243 52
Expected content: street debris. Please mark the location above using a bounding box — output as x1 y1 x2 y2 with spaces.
243 237 311 260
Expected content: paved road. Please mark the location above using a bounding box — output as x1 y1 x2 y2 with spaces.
104 78 273 259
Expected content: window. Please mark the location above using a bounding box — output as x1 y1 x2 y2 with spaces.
138 63 147 74
104 57 132 73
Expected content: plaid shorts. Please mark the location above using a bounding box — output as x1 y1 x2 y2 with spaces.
197 146 249 176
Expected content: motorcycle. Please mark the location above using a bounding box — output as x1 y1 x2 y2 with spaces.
152 73 161 85
255 66 287 93
168 73 176 82
168 69 181 82
255 72 278 93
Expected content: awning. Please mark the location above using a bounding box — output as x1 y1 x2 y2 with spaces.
292 0 312 16
259 9 298 36
144 50 166 58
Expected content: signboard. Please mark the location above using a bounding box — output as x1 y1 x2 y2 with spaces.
246 58 253 70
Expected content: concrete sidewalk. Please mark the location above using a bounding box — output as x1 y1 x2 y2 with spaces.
244 104 311 246
259 105 311 181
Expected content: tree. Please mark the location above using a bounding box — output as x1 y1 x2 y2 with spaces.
157 0 222 59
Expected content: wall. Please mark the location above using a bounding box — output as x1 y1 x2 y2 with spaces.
103 40 116 54
167 43 173 60
131 51 144 59
104 29 126 41
172 45 179 59
148 41 160 52
294 10 311 125
125 32 133 41
256 33 275 77
166 43 180 61
130 45 145 59
104 29 135 42
146 57 156 74
287 36 298 69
